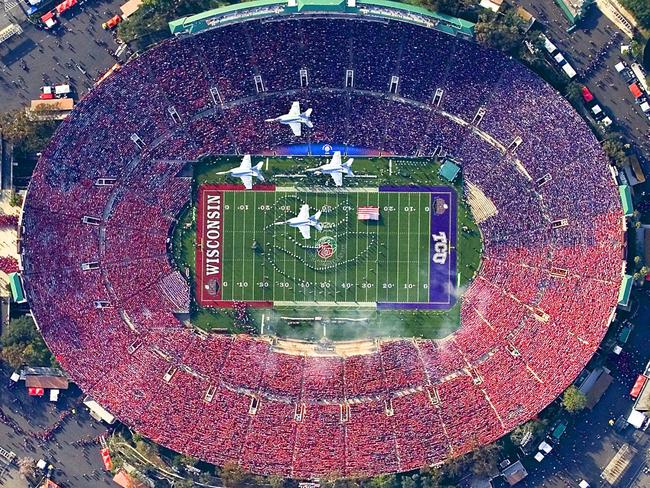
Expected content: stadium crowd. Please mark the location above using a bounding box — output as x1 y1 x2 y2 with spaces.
19 16 625 478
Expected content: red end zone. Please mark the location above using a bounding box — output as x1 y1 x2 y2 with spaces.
196 184 275 308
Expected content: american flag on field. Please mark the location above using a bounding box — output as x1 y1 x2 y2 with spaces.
357 206 380 221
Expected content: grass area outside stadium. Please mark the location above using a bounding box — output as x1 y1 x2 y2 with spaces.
172 155 482 340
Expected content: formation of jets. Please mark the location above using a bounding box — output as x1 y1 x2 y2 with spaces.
265 101 313 136
216 155 265 190
306 151 354 187
218 104 349 237
275 204 323 239
218 151 355 190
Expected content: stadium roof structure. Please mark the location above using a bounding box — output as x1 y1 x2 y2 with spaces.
21 7 626 479
168 0 474 37
8 272 25 303
618 274 633 307
439 160 460 182
618 185 633 216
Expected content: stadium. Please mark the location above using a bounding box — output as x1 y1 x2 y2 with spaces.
18 0 627 479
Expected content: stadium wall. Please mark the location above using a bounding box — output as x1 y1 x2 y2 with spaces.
168 0 474 38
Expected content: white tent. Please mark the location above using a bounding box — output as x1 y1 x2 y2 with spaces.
534 452 545 462
627 409 646 429
562 63 577 79
541 34 557 54
83 398 116 424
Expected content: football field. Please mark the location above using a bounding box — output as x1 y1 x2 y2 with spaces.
196 185 457 309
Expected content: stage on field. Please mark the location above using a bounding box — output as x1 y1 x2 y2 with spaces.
196 184 456 310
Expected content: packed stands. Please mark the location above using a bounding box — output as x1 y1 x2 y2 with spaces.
20 14 624 478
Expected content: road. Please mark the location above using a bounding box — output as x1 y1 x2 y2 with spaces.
516 0 650 161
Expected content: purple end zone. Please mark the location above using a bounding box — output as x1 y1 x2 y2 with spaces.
378 186 457 310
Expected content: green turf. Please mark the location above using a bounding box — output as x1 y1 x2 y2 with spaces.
220 190 434 304
172 155 483 339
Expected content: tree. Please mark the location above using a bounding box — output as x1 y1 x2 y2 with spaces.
0 315 54 369
179 454 199 468
564 82 584 107
620 0 650 29
17 456 37 481
602 136 628 168
470 443 501 477
475 10 526 54
431 0 476 19
562 385 587 413
442 453 470 479
219 461 249 488
0 109 58 152
268 475 285 488
418 467 442 488
400 476 416 488
117 0 223 47
367 474 397 488
174 480 196 488
9 192 22 207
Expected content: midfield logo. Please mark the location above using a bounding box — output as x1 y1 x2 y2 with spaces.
316 236 337 260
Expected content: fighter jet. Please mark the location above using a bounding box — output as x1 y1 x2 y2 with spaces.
275 204 322 239
265 101 313 136
216 155 264 190
306 151 354 187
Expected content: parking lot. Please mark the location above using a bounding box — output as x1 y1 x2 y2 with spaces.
0 0 127 111
0 376 113 487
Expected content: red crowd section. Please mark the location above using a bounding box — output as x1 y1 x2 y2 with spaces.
20 16 624 478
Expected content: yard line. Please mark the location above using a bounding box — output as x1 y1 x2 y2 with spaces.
252 191 257 301
311 194 315 302
355 192 359 304
406 192 411 302
230 191 237 301
293 194 297 303
416 193 421 302
268 192 276 303
282 195 287 302
313 194 319 303
242 192 249 300
385 193 390 302
302 193 306 302
427 192 432 305
365 192 369 303
334 192 338 303
375 191 379 303
396 192 401 303
343 194 349 303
